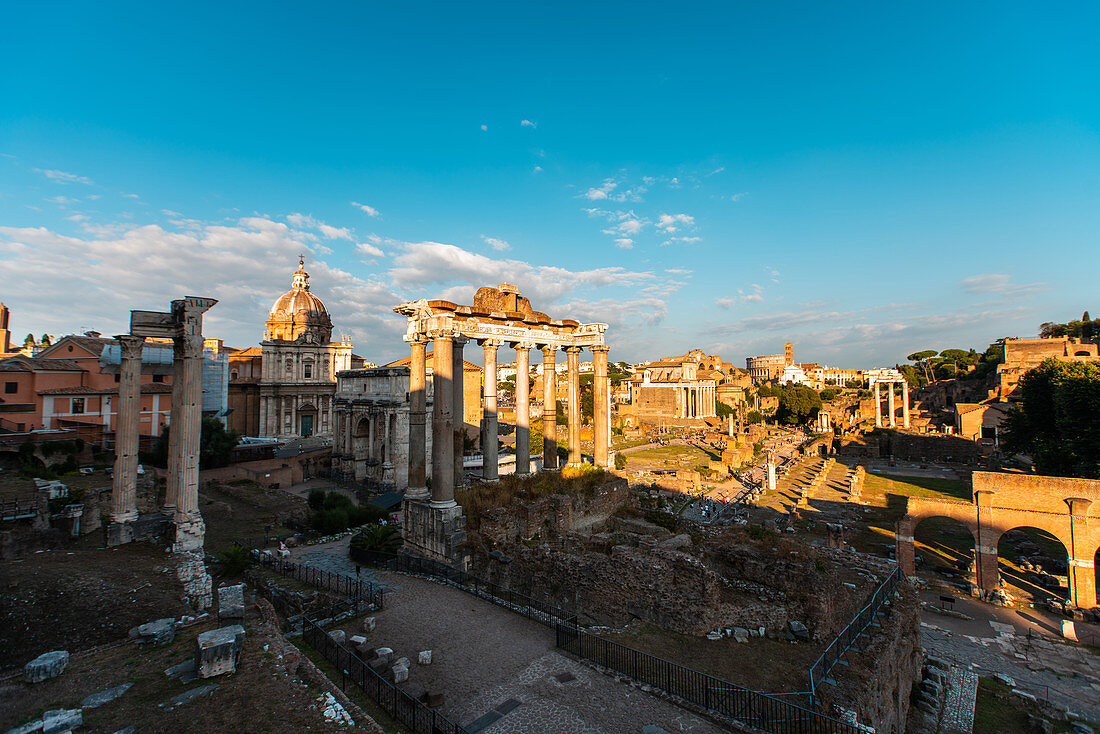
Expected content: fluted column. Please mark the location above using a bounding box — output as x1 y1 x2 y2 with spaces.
164 341 186 516
431 332 455 507
902 381 910 429
888 383 896 428
407 339 428 498
592 346 610 467
873 381 881 428
453 336 467 486
565 346 582 465
111 334 145 522
481 340 499 481
515 344 531 474
542 346 558 470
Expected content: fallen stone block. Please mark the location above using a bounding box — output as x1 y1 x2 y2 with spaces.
787 620 810 642
168 683 218 708
349 635 367 646
402 682 427 702
361 617 376 633
368 657 388 675
392 656 410 669
195 625 246 679
24 650 70 683
374 647 393 664
41 709 82 734
217 583 246 621
81 682 134 709
425 691 444 708
392 664 409 684
733 627 749 643
129 618 176 646
329 629 346 645
418 650 432 665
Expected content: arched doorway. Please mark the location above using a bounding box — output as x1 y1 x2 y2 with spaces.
352 416 370 481
996 527 1069 604
912 515 978 589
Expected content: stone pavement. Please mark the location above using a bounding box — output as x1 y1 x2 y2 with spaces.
291 537 403 592
331 569 728 734
922 620 1100 722
939 664 977 734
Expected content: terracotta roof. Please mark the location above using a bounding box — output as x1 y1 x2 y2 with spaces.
38 383 174 396
0 356 86 371
230 347 263 357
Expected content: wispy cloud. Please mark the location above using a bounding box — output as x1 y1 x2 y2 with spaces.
656 213 694 233
481 235 511 252
356 241 384 258
351 201 380 217
583 180 617 200
36 168 93 185
480 124 488 131
520 119 537 129
960 273 1047 298
728 192 748 202
614 238 634 249
286 213 353 240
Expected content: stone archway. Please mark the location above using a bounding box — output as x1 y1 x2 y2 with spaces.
997 526 1070 603
352 416 370 481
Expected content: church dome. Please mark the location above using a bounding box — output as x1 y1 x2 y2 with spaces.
265 258 334 342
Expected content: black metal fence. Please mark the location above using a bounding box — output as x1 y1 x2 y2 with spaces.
302 610 470 734
555 621 859 734
809 564 903 703
357 551 574 627
250 549 385 612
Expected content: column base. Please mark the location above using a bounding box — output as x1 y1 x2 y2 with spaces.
172 513 207 554
112 509 139 524
174 550 213 610
405 487 430 501
107 520 135 547
403 498 467 565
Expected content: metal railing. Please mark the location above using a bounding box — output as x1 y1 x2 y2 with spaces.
0 495 39 522
356 551 574 627
250 550 385 612
555 621 859 734
303 607 470 734
809 565 903 704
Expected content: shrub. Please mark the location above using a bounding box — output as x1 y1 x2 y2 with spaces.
614 453 627 470
349 525 403 563
216 545 252 577
645 510 678 533
312 507 350 534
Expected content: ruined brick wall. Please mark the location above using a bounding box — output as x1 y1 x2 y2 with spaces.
634 384 678 417
477 478 630 546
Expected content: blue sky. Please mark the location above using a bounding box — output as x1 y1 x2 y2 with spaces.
2 2 1098 367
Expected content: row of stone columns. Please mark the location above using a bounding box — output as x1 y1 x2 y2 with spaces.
872 380 910 429
405 335 611 510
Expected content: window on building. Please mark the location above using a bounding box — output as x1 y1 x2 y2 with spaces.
230 371 238 381
114 374 120 383
16 422 25 432
152 374 164 383
71 398 85 414
303 363 313 379
4 381 16 394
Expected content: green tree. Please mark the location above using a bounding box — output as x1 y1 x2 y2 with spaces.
151 417 240 468
776 386 822 425
907 350 938 384
23 333 35 348
715 401 733 419
1001 359 1100 478
819 388 839 402
39 334 52 346
745 410 764 425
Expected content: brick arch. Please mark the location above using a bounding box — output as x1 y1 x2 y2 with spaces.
896 472 1100 609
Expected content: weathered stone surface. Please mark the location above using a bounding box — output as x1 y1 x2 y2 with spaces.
733 627 749 643
81 682 134 709
425 691 444 708
329 629 346 645
168 683 218 707
418 649 432 665
24 650 69 683
349 635 367 646
130 617 176 646
361 617 376 632
217 583 246 620
41 709 82 734
787 620 810 641
659 534 693 550
374 647 393 664
393 656 410 669
392 664 409 684
195 625 245 679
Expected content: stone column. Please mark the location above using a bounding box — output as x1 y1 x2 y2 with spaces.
873 381 881 428
111 334 145 523
452 336 467 486
482 340 499 481
902 381 910 429
592 346 610 467
176 333 204 519
407 339 428 498
888 382 896 427
258 398 267 439
430 332 455 507
565 346 582 466
515 344 531 474
1067 498 1097 608
164 341 186 517
542 346 558 470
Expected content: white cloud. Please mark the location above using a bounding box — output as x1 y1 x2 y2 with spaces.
614 238 634 249
480 124 488 131
356 242 384 258
36 168 93 185
656 213 695 233
960 273 1046 297
532 165 543 174
661 235 701 247
728 192 748 202
286 213 352 240
66 214 87 222
351 201 380 217
121 193 140 199
765 266 780 283
583 180 618 200
520 119 537 128
481 235 511 252
47 196 78 206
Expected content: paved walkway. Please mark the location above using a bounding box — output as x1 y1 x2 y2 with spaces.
921 619 1100 722
939 665 977 734
323 567 726 733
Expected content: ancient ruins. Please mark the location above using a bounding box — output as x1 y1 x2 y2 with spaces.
392 284 610 563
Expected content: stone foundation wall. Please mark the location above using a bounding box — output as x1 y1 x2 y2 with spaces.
819 581 922 734
476 478 629 546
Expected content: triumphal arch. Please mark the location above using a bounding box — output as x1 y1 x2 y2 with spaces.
393 284 610 564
